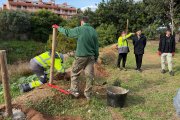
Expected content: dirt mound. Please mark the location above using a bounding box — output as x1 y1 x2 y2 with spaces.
0 82 83 120
13 84 55 106
99 44 117 65
94 63 109 77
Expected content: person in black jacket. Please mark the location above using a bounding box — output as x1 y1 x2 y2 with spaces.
158 29 175 76
131 29 147 72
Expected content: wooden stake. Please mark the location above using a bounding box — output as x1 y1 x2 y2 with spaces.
49 28 57 84
126 19 129 33
0 50 13 117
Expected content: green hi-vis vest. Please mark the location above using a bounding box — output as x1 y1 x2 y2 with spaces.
118 33 132 47
33 52 65 73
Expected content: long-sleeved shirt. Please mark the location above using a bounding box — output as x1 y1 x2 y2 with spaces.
58 23 99 59
131 35 147 55
158 34 175 53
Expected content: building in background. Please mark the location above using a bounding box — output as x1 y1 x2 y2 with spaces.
3 0 77 19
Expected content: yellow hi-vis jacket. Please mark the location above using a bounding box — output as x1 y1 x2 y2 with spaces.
33 52 65 73
118 33 132 47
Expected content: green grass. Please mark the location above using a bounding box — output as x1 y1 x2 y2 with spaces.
26 93 112 120
25 41 180 120
1 41 180 119
0 40 46 64
106 41 180 119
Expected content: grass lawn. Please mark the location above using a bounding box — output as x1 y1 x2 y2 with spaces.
25 41 180 120
105 41 180 120
0 40 46 64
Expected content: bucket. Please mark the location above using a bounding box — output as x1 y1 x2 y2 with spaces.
107 86 129 108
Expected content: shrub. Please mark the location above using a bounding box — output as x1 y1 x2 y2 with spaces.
96 24 117 47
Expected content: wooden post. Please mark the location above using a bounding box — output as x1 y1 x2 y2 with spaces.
49 28 57 84
0 50 13 117
126 19 129 33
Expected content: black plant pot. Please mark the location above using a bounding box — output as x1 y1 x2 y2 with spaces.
107 86 129 108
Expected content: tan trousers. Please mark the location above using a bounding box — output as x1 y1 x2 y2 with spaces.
161 53 173 71
70 56 95 98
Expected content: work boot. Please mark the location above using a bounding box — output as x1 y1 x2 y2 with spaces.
67 89 80 98
169 71 174 76
117 67 122 71
19 84 32 93
122 67 127 71
137 69 142 72
134 68 138 70
161 69 166 74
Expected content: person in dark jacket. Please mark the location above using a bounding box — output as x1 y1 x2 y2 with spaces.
158 29 175 76
131 29 147 72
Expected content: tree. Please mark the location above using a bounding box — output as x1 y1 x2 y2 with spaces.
30 10 64 42
93 0 147 33
96 23 117 47
0 10 31 40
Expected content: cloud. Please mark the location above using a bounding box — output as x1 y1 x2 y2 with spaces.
81 5 98 12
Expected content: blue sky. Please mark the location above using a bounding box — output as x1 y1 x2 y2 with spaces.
0 0 102 8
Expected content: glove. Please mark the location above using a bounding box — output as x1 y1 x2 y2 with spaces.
172 52 175 56
52 24 59 29
158 51 161 56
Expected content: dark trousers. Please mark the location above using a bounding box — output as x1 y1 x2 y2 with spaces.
135 54 143 69
117 53 127 68
30 59 47 83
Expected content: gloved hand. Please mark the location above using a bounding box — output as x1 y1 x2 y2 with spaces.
172 52 175 57
158 51 161 56
52 24 59 29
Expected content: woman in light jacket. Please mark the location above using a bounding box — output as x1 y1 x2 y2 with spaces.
117 31 133 71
